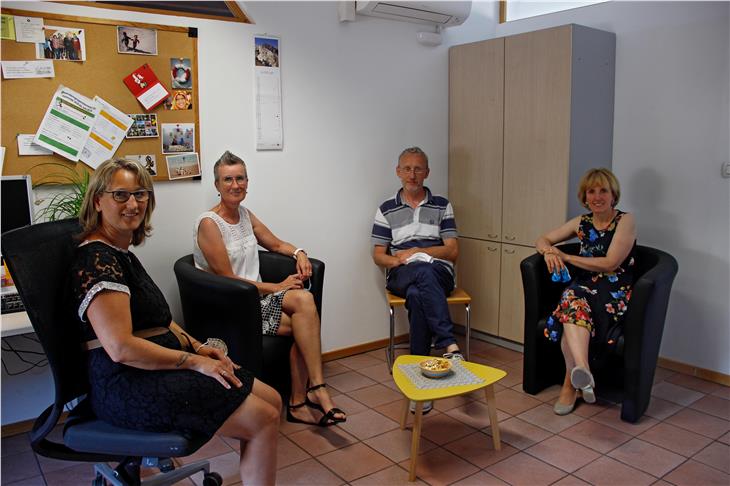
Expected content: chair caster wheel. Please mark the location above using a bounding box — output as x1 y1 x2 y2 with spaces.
203 472 223 486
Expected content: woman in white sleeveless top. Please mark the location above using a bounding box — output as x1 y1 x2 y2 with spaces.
194 151 345 427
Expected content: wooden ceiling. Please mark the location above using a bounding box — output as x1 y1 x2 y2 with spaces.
54 1 252 23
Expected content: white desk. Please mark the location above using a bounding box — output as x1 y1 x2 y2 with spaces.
1 311 34 337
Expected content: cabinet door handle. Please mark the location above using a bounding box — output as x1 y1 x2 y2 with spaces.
504 235 516 241
505 249 515 254
488 233 499 239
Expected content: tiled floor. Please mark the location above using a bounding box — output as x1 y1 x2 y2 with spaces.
3 339 729 485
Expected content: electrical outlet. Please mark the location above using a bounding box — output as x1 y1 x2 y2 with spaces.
723 162 730 178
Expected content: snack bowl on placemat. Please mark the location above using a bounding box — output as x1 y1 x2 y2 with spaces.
419 358 452 379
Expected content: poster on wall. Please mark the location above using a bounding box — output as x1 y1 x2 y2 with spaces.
254 35 282 151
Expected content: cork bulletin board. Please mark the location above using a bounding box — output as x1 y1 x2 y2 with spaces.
0 8 200 183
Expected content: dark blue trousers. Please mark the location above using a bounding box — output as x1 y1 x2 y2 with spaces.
386 261 456 356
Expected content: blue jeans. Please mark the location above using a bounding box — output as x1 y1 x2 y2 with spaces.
387 261 456 356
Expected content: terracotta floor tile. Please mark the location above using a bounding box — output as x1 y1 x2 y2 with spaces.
398 446 479 486
358 362 394 383
560 419 632 454
275 457 345 485
484 417 553 450
718 431 730 445
363 427 438 463
711 385 730 400
572 399 611 418
276 435 311 470
373 397 419 423
662 459 730 486
550 474 592 486
325 371 376 393
43 462 98 486
350 464 428 485
287 425 359 456
443 430 519 468
449 470 509 485
526 435 601 473
651 381 705 406
652 367 677 384
638 422 713 457
517 403 585 433
4 475 48 486
665 408 730 439
573 456 655 485
176 435 234 465
444 399 507 430
364 348 388 362
486 451 566 485
692 441 730 474
432 393 473 412
380 378 401 392
607 438 686 477
468 339 498 355
35 454 88 476
317 442 392 482
494 388 542 416
1 433 32 457
189 451 240 486
347 384 404 408
482 346 524 364
666 373 723 394
496 366 523 388
591 405 659 435
689 394 730 420
469 353 506 368
1 450 42 484
338 409 400 440
532 384 562 403
644 396 684 421
328 393 371 416
323 360 350 378
337 353 384 371
419 412 477 446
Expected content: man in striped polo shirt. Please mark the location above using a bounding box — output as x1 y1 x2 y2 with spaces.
371 147 464 383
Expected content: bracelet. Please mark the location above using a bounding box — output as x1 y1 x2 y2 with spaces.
194 342 208 353
293 248 306 259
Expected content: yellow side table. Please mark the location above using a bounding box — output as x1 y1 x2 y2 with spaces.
392 354 507 482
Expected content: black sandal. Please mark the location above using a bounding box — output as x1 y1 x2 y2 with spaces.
305 383 347 425
286 401 324 426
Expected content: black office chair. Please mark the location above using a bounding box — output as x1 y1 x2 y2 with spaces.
1 219 222 486
521 244 678 423
174 252 325 399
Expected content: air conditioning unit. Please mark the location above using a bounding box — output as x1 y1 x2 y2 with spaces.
355 1 471 27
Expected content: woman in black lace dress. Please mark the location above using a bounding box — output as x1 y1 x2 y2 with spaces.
71 158 279 484
535 168 637 416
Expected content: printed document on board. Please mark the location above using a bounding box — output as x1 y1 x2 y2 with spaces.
34 85 96 161
79 97 133 169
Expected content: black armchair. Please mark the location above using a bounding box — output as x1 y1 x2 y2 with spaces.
521 243 678 423
1 219 221 486
173 252 325 399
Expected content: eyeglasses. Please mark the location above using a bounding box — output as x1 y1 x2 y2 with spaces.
398 166 426 175
104 190 151 203
221 176 248 185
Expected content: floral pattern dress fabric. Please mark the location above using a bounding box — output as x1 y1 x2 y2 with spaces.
545 211 636 352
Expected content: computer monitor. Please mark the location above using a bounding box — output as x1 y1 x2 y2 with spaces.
1 175 35 235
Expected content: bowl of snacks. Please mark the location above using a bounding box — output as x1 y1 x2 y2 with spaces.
419 358 452 378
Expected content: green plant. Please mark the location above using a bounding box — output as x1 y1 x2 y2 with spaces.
31 163 90 221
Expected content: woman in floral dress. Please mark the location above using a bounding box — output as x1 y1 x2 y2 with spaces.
535 168 636 415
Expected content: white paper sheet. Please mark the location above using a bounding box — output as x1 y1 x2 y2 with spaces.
137 82 168 110
17 134 53 155
254 36 283 150
1 60 54 79
34 85 96 161
79 97 133 169
14 16 44 43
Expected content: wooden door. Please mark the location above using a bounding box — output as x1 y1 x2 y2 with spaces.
498 244 536 343
502 26 572 246
456 237 501 335
449 39 504 241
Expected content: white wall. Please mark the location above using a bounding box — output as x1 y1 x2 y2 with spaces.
446 1 730 375
2 0 449 423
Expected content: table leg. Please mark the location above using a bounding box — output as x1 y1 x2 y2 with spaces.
484 385 501 451
400 397 410 430
409 401 423 482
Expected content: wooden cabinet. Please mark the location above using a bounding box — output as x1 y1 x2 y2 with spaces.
450 24 615 343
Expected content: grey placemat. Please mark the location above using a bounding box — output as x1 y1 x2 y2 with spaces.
398 361 485 389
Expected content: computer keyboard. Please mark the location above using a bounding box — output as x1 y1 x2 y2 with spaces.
1 293 25 314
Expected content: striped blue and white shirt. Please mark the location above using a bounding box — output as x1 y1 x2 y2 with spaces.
371 187 458 271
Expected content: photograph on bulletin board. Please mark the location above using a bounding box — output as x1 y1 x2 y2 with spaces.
36 25 86 61
116 26 157 55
